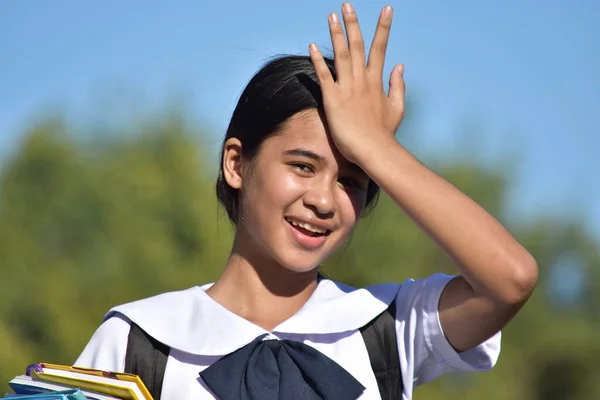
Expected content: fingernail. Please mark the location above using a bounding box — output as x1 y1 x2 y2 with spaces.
329 12 339 24
310 43 319 53
383 6 393 17
343 2 353 13
397 64 404 75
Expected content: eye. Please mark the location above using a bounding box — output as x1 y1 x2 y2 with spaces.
338 177 367 191
290 163 314 174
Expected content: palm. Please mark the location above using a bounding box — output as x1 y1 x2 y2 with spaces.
309 3 405 164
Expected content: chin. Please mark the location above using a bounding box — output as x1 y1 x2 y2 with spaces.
274 252 323 274
269 230 347 274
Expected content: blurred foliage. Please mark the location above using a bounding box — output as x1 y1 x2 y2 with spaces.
0 111 599 399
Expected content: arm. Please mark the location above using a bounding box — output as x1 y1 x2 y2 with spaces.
309 3 537 352
357 140 537 351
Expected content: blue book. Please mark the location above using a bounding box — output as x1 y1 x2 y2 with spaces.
8 375 118 400
2 389 87 399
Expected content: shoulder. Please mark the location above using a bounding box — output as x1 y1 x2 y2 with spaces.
75 286 205 369
74 313 131 372
318 274 452 324
394 272 455 312
105 286 211 350
272 278 402 335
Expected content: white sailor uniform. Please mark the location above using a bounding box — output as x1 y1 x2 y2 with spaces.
75 273 500 399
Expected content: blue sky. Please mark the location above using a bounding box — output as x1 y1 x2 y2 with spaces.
1 0 599 236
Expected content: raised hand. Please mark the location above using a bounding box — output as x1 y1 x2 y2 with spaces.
309 3 405 165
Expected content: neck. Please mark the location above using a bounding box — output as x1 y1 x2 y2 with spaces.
205 233 319 331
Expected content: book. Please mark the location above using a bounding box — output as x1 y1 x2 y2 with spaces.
26 364 152 400
2 388 87 399
9 363 153 400
8 375 119 400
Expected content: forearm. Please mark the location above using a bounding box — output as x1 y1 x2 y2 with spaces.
357 139 538 304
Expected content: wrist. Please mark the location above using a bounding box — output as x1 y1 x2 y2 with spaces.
353 136 410 170
355 138 424 191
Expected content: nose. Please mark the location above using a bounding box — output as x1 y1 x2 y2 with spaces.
303 179 336 218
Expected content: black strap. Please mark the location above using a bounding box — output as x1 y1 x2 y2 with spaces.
360 302 403 400
125 302 402 400
124 323 169 400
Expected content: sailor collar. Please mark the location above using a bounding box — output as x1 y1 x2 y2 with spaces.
107 278 401 356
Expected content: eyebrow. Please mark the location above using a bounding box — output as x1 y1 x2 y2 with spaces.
283 148 326 163
283 148 367 177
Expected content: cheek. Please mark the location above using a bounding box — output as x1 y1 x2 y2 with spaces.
337 190 366 228
247 166 304 215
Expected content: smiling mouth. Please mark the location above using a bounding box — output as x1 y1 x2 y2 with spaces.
285 217 331 237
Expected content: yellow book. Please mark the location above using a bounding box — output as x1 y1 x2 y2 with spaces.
28 363 153 400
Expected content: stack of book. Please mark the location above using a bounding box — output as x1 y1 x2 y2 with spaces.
3 364 152 400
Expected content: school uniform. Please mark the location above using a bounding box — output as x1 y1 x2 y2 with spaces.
75 273 500 399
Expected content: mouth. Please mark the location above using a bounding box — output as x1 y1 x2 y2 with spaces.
284 217 332 250
285 217 332 238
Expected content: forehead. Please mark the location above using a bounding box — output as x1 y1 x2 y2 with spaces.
265 109 339 159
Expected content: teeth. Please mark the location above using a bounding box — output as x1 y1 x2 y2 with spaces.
287 218 327 234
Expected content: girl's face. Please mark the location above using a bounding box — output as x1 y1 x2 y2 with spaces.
228 109 370 273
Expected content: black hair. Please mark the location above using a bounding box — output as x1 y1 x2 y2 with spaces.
215 55 380 224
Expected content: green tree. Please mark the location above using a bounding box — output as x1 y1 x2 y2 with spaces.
0 112 598 399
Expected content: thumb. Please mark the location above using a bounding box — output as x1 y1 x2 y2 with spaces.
388 64 405 110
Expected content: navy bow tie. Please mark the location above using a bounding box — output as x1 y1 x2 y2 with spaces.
199 337 365 400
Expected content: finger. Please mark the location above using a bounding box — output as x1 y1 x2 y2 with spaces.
328 12 352 82
388 64 405 110
341 2 366 75
309 43 335 90
367 6 393 77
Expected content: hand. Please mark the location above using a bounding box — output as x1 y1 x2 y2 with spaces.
309 3 405 165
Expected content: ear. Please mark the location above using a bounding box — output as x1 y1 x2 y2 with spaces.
222 138 244 190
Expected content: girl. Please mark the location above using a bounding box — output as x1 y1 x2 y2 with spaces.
75 3 538 399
